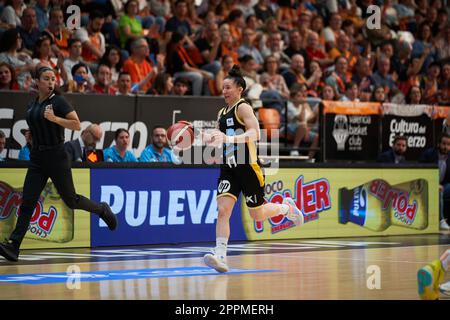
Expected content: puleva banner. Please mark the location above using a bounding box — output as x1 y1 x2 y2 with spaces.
241 168 438 240
0 168 91 249
90 168 246 246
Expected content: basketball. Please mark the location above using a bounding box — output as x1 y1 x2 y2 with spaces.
167 121 195 150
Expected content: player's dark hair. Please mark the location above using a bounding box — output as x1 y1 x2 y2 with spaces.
225 65 246 92
114 128 130 140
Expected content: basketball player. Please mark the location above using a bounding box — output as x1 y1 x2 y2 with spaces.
0 67 117 262
199 65 304 273
418 249 450 299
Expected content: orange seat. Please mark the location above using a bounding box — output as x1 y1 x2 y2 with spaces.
258 108 281 140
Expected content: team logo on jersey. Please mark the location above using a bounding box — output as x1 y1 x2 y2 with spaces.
218 180 231 193
246 195 256 204
226 118 234 126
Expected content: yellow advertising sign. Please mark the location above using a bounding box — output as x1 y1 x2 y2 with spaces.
0 169 91 249
241 168 439 240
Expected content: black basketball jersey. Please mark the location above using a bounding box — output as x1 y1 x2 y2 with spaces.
26 93 74 147
218 99 259 167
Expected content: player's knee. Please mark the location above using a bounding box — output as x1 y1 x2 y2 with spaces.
217 203 233 219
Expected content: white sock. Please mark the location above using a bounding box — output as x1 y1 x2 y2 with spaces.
280 204 290 215
441 250 450 272
215 237 228 260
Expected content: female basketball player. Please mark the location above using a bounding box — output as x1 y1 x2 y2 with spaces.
0 67 117 262
201 65 304 273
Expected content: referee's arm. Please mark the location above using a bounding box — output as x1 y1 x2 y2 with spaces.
44 108 81 131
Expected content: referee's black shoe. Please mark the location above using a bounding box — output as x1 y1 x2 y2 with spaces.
100 202 118 231
0 240 19 262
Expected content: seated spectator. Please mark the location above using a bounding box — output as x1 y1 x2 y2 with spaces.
139 126 180 163
371 85 387 103
64 124 103 162
260 55 290 100
0 29 34 89
254 0 275 24
214 55 234 96
116 71 133 96
282 54 307 90
276 0 297 31
438 61 450 105
165 31 212 96
237 28 264 68
164 0 192 42
325 56 352 96
218 28 238 65
1 0 25 28
99 45 124 85
65 62 92 93
370 55 398 96
224 9 245 45
118 0 145 49
377 135 407 163
306 60 324 97
305 31 333 68
340 82 360 101
321 12 343 51
281 84 319 158
420 61 441 104
42 7 72 58
91 64 117 95
104 128 138 162
412 22 438 72
73 10 106 67
328 33 357 70
435 24 450 60
16 7 40 55
171 77 190 96
194 20 222 76
0 62 20 90
147 72 173 95
321 84 338 101
32 34 67 87
123 38 161 93
0 129 6 161
33 0 49 32
261 31 291 71
405 85 423 104
419 133 450 231
284 29 309 67
18 128 32 160
64 39 95 85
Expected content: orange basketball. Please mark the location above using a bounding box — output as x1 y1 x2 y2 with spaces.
167 121 195 150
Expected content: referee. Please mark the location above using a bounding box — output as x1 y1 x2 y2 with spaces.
0 67 117 262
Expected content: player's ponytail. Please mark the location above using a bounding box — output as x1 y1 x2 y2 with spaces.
226 65 246 92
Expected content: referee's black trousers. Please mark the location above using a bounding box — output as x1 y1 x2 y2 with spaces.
10 145 104 246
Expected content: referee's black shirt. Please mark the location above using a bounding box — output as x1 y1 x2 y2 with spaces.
26 93 74 147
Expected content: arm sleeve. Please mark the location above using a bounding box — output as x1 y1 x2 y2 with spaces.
54 96 75 117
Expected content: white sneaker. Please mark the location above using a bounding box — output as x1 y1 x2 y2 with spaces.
439 280 450 296
203 253 229 273
290 150 300 156
282 197 304 226
440 219 450 231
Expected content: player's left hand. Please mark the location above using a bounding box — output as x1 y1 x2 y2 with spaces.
44 105 57 122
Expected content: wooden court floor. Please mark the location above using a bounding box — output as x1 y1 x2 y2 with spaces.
0 234 449 300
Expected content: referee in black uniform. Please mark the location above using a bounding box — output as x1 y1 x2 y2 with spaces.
0 67 117 262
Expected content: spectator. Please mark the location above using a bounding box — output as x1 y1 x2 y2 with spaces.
64 124 103 162
171 77 189 96
237 0 255 19
254 0 275 24
18 128 31 160
225 9 245 45
73 10 106 66
237 27 264 67
306 60 324 97
1 0 25 28
149 0 171 21
419 133 450 231
139 126 179 163
328 33 356 69
194 20 222 75
34 0 49 32
421 61 441 104
165 31 212 96
65 62 92 93
92 64 117 95
412 22 438 71
218 27 238 65
16 7 40 55
435 24 450 60
164 0 192 42
340 81 360 101
0 129 6 161
276 0 297 32
147 72 173 95
99 45 124 85
0 62 20 90
284 29 309 66
118 0 145 49
377 135 407 164
214 54 234 95
438 61 450 105
370 54 398 95
239 54 262 104
321 12 342 51
261 31 290 71
282 84 319 158
32 34 67 87
405 85 423 104
305 31 333 68
261 55 290 99
371 85 387 103
325 56 352 96
123 38 162 93
321 83 338 101
0 29 34 89
64 39 95 85
282 54 310 90
116 71 133 96
42 7 72 58
104 128 137 162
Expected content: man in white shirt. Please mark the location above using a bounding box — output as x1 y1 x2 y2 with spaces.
64 39 95 85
